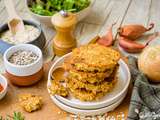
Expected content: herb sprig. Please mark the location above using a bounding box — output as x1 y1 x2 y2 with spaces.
0 112 25 120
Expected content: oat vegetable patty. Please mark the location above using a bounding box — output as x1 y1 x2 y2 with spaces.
70 44 120 72
69 88 106 101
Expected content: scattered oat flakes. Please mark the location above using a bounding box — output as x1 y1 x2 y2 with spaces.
58 111 61 114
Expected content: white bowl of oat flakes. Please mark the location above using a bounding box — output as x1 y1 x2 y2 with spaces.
3 44 43 86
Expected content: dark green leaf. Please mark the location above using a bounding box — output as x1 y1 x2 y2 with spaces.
29 0 90 16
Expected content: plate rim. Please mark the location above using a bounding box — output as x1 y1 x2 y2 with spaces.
54 88 128 110
51 92 125 116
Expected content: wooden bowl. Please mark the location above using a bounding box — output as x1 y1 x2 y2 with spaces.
6 68 43 86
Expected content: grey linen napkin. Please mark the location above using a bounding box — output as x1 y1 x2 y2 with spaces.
127 56 160 120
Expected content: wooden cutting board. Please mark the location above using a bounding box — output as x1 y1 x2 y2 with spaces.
0 62 132 120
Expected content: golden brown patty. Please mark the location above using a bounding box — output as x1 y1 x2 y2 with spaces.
69 44 120 72
68 68 114 84
63 55 117 83
67 76 117 93
69 88 106 101
66 66 118 93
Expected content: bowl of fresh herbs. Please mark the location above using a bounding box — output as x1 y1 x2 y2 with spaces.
25 0 92 27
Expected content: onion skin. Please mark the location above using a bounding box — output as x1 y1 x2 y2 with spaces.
119 46 143 53
97 23 116 47
97 29 113 46
118 32 159 53
97 36 113 47
118 37 147 53
138 46 160 82
118 23 154 40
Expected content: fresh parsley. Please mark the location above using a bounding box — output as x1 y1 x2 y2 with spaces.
0 112 25 120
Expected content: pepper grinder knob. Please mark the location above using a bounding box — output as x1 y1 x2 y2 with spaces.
60 10 68 17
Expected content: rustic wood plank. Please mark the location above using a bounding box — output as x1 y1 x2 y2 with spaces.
0 1 5 12
0 0 20 13
75 0 116 45
82 0 111 24
146 0 160 46
148 0 160 30
0 0 22 24
75 23 100 45
122 0 152 25
99 0 132 37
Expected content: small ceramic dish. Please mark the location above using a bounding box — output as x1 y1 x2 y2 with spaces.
0 74 8 100
3 44 43 86
25 0 93 27
0 20 46 54
47 53 131 110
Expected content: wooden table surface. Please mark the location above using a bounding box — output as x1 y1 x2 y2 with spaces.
0 0 160 119
0 62 132 120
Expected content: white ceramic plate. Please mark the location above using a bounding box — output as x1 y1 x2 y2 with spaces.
47 53 131 109
51 93 125 116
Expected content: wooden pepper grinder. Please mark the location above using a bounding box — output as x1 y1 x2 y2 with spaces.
51 11 77 56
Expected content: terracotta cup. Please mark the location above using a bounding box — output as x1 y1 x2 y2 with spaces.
3 44 43 86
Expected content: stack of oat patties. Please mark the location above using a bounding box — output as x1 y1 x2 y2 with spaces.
63 44 120 101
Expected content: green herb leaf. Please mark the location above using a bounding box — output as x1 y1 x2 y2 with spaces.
29 0 90 16
0 116 3 120
30 4 53 16
0 112 25 120
13 112 25 120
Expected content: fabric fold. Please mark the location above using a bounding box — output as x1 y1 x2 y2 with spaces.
127 56 160 120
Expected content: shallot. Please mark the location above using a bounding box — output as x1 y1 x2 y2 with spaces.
97 23 116 47
118 32 158 53
118 23 154 40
